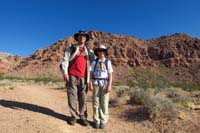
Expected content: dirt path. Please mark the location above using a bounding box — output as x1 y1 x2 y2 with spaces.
0 84 151 133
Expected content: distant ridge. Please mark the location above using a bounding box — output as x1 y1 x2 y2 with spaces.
1 30 199 83
0 52 13 57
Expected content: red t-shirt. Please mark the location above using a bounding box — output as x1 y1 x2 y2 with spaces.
69 47 87 77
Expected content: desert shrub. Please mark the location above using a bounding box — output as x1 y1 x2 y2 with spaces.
0 79 16 90
191 91 200 97
128 67 170 89
130 88 178 119
112 86 130 106
32 77 62 84
0 74 63 86
129 88 150 104
171 82 200 91
164 87 192 107
0 74 27 81
190 91 200 104
145 95 178 119
113 85 130 97
112 97 128 106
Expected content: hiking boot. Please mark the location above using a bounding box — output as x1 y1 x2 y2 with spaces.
94 123 100 129
100 123 106 129
79 119 89 126
68 117 76 125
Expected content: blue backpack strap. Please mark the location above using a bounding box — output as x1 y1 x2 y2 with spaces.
105 59 109 71
93 58 109 80
93 58 109 72
93 58 99 73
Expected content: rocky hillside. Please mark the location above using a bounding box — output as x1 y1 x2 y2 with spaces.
4 31 200 83
0 52 23 74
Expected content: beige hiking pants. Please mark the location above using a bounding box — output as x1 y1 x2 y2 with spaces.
92 85 109 124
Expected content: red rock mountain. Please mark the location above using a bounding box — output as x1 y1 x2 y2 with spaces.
0 53 23 74
3 31 200 83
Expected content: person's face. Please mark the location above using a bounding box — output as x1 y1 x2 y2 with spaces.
97 49 105 58
77 34 87 43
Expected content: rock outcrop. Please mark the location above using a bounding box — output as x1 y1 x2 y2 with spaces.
2 31 200 83
0 53 23 74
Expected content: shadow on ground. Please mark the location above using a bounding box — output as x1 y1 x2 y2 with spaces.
109 99 150 122
0 99 93 126
0 99 70 122
120 106 149 122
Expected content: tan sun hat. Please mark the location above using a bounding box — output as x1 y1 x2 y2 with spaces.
94 44 108 56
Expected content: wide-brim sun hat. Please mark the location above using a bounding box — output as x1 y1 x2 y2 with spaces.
94 44 108 56
74 30 90 42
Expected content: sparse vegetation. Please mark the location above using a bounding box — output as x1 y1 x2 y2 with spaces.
111 86 130 106
171 82 200 91
113 84 199 119
0 73 64 87
129 88 178 119
126 65 200 91
111 66 198 119
113 85 130 97
164 87 192 107
127 67 171 90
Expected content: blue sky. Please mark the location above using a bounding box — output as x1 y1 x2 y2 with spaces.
0 0 200 57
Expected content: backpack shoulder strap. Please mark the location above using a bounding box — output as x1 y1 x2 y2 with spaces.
93 58 99 73
105 59 109 71
70 44 76 55
92 58 110 79
93 58 109 72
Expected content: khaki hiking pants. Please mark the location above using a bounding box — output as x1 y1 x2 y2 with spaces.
92 85 109 124
67 75 88 119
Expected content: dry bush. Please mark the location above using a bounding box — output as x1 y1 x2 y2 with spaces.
191 91 200 104
145 95 178 119
0 79 16 90
130 88 178 119
113 87 178 119
163 87 192 107
112 86 130 106
171 82 200 91
113 85 130 97
0 73 64 87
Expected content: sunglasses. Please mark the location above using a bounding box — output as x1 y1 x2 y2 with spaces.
97 49 105 52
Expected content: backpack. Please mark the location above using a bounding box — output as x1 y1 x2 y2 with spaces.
70 44 93 60
59 45 76 71
69 44 76 55
93 58 109 79
60 44 93 71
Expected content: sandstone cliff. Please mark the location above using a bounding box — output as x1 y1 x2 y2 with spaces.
3 31 200 83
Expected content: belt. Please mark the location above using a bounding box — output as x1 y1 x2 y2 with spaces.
93 78 108 80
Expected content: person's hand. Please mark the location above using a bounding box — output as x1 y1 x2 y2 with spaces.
63 74 69 81
89 83 93 91
106 84 111 93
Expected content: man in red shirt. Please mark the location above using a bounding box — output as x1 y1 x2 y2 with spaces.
61 30 95 126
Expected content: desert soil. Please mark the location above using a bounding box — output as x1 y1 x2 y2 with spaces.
0 84 199 133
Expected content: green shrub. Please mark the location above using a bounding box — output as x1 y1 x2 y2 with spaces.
128 67 170 89
171 82 200 91
0 74 63 85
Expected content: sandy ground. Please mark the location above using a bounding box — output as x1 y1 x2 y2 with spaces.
0 84 151 133
0 84 199 133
